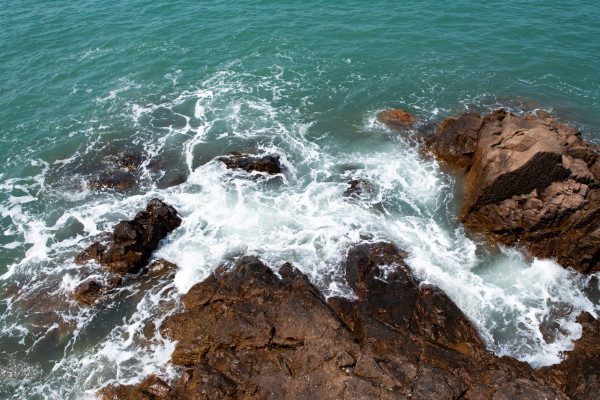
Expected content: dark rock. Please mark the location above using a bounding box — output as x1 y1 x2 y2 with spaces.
88 170 137 191
215 152 282 174
100 374 172 400
103 243 576 399
118 151 144 172
343 179 370 198
377 109 420 127
542 312 600 400
75 198 181 275
424 109 600 273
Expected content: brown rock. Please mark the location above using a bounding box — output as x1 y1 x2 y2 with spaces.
542 312 600 400
100 374 172 400
71 274 123 306
215 152 282 174
423 113 482 171
72 281 103 306
377 109 420 127
424 109 600 273
103 243 575 399
75 198 181 274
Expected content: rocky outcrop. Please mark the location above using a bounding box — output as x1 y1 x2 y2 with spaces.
75 198 181 274
424 109 600 273
215 152 282 175
100 242 592 399
73 199 181 305
377 109 420 127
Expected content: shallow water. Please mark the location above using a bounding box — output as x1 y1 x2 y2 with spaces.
1 0 599 398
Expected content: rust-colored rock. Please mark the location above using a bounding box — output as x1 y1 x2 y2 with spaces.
215 152 282 174
101 243 587 399
377 108 420 127
542 312 600 400
75 198 181 275
424 109 600 273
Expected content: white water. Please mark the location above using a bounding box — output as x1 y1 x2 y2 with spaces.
0 64 599 398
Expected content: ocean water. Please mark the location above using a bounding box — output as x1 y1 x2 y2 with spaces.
1 0 599 398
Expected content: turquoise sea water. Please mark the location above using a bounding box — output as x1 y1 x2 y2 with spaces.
1 1 599 398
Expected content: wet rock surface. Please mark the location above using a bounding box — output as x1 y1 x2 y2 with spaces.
215 152 282 175
75 198 181 274
100 242 593 399
343 179 370 198
425 109 600 273
377 108 420 127
542 312 600 400
73 199 181 305
87 150 145 191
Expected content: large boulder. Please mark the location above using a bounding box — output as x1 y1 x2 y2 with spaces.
424 109 600 273
75 198 181 274
100 243 580 399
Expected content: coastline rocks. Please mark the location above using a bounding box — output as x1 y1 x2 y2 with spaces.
73 199 181 306
543 312 600 399
75 198 181 274
101 243 579 399
424 109 600 273
377 109 420 127
215 152 282 175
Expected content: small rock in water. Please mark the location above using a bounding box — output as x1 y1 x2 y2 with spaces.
377 108 420 127
343 179 370 198
215 152 282 174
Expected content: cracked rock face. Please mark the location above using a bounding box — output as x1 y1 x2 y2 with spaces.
424 109 600 273
99 243 594 399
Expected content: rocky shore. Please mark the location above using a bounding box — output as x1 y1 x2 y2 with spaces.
99 243 599 399
70 112 600 399
423 109 600 274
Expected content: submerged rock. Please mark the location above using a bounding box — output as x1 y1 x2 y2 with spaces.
88 170 137 191
377 108 420 127
424 109 600 273
343 179 370 198
75 199 181 274
215 152 282 175
101 242 588 399
71 274 122 306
